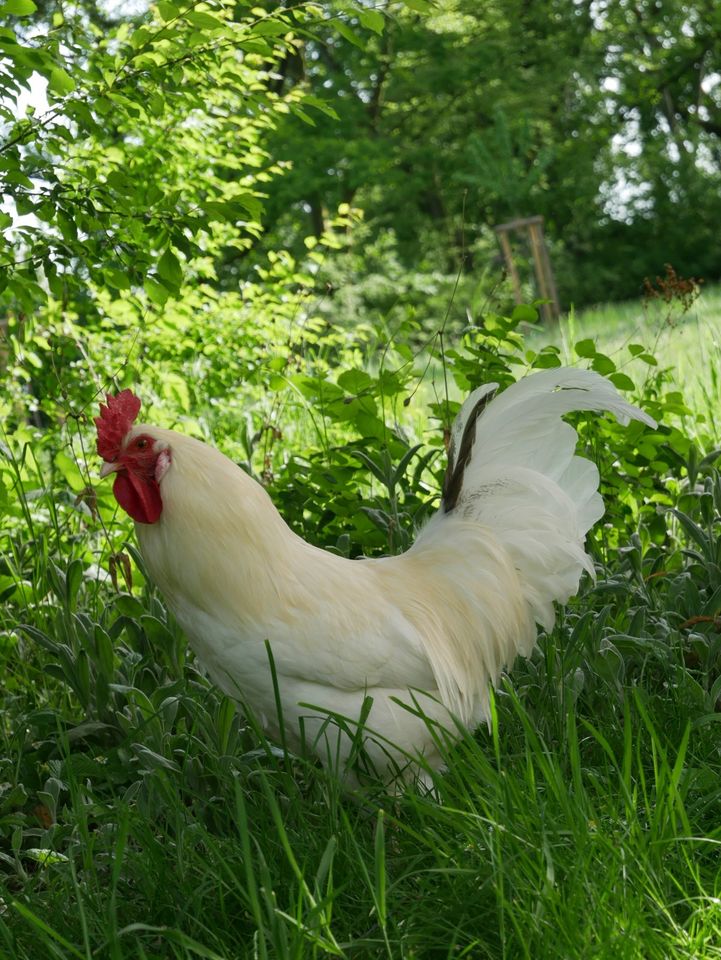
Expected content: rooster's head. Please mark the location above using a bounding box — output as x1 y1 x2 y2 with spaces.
95 390 170 524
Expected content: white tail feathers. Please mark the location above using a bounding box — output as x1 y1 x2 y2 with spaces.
411 368 656 718
443 367 656 525
442 366 656 598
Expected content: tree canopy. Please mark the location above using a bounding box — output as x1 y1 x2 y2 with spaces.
2 0 720 327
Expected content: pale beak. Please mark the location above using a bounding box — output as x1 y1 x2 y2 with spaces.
99 460 121 479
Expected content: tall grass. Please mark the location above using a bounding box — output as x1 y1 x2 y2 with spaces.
4 618 721 958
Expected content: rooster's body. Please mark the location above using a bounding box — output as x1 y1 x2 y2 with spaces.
96 368 655 781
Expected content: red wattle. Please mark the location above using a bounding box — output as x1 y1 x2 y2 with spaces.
113 470 163 524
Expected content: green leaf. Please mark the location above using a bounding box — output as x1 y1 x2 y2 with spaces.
254 18 289 37
238 38 273 56
532 351 562 368
103 267 131 291
55 451 85 492
114 594 146 619
574 338 596 358
334 19 365 47
511 304 538 323
48 67 75 96
129 25 151 49
157 247 183 289
359 9 384 34
232 194 264 222
144 277 170 306
303 95 339 120
156 1 178 21
132 744 180 773
610 372 636 391
0 0 37 15
290 103 316 126
591 353 616 375
185 10 225 29
338 369 373 394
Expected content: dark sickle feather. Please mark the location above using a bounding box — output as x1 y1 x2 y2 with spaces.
442 389 497 513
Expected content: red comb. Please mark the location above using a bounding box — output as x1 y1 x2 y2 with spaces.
95 389 141 461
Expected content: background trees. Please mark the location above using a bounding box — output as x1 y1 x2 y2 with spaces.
259 0 721 307
3 0 721 330
2 0 718 486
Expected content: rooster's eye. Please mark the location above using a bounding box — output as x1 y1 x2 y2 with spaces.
136 438 148 449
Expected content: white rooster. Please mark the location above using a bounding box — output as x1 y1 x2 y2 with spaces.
96 369 655 783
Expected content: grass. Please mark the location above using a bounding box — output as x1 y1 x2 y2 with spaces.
528 283 721 441
4 597 721 959
3 291 721 957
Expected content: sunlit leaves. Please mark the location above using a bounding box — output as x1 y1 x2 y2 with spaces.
157 248 183 293
0 0 37 15
358 9 384 34
47 66 75 96
144 277 170 306
156 1 178 22
184 9 226 30
0 0 365 316
511 304 538 323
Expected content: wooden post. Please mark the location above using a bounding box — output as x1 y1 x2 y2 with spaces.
493 215 560 321
538 229 559 320
527 220 552 323
496 229 522 304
